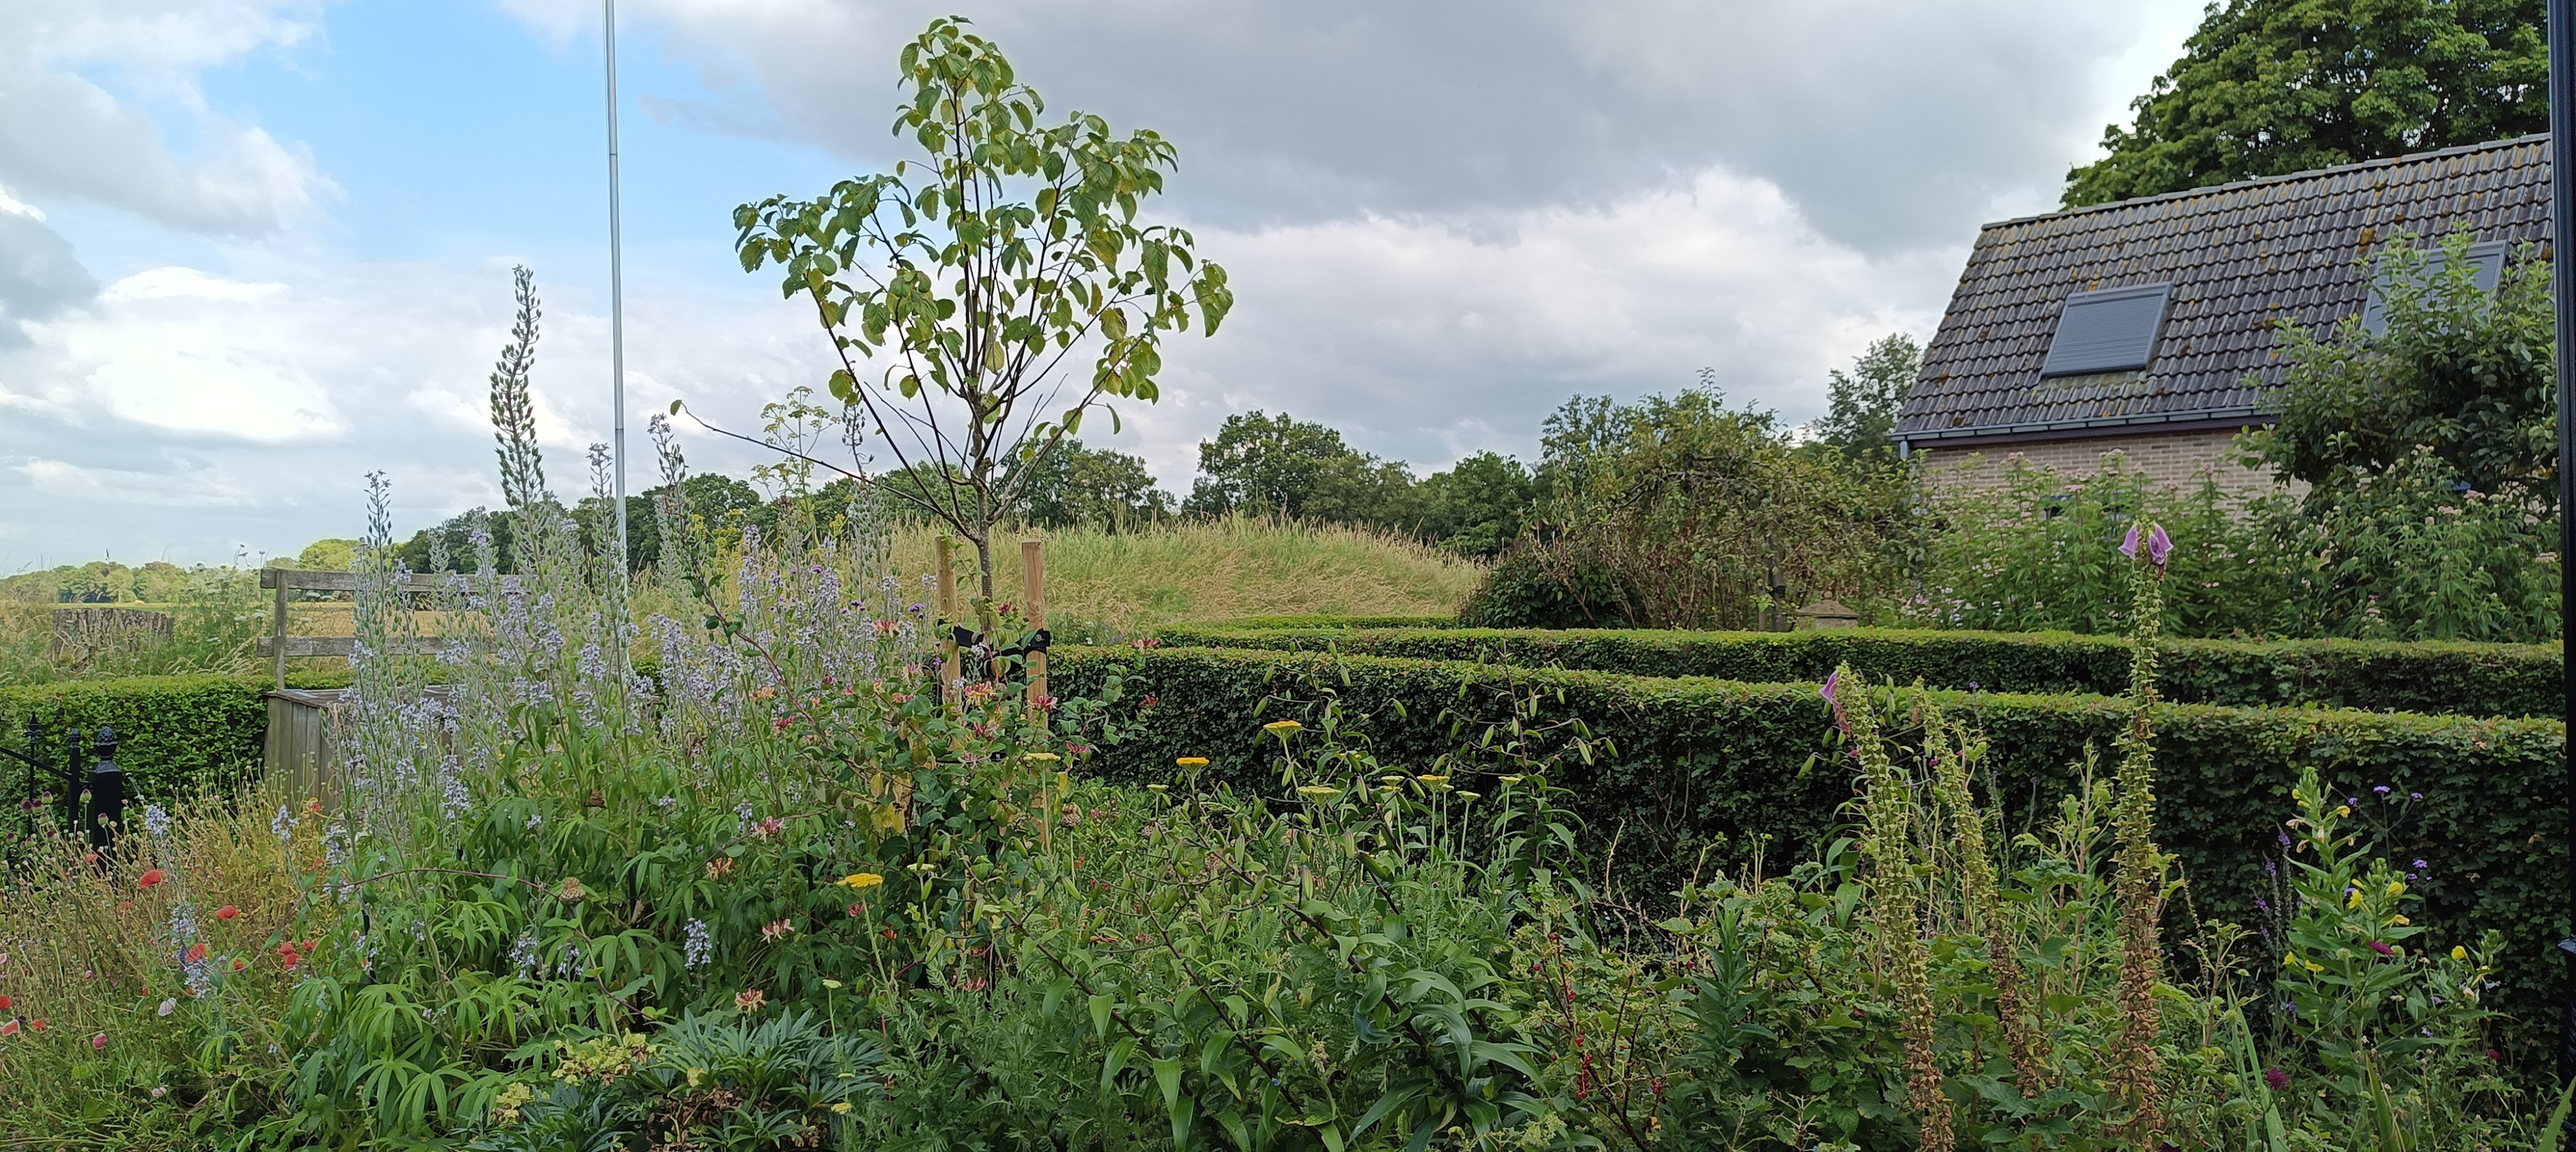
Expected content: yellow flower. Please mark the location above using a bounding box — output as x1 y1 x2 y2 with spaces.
2346 889 2362 909
1176 757 1209 767
840 873 886 891
1296 784 1341 799
2305 959 2324 972
2335 806 2351 818
1263 720 1302 733
1456 791 1481 802
2452 945 2469 961
2391 916 2410 926
833 1101 853 1115
1023 751 1061 762
2385 881 2405 897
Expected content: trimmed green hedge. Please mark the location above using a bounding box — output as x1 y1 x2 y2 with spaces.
0 672 353 802
1148 625 2563 719
1184 614 1456 631
1054 645 2566 1050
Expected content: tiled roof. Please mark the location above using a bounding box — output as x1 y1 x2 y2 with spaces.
1897 134 2552 444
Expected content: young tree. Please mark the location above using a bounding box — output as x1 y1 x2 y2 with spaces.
2064 0 2545 207
721 17 1231 601
1808 334 1920 462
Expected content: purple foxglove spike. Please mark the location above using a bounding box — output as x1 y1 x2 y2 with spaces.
2119 524 2141 559
2147 524 2172 567
1819 667 1839 706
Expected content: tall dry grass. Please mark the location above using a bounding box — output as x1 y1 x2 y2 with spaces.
884 515 1481 634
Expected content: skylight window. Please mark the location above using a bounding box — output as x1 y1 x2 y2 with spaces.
2359 241 2507 334
2040 283 2172 378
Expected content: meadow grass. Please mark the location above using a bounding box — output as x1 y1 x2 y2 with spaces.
884 515 1481 636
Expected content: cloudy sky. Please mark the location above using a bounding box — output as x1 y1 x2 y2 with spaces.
0 0 2202 569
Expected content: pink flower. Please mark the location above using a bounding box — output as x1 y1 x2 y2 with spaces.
2262 1067 2289 1091
2147 524 2173 567
2119 524 2140 559
761 920 795 941
90 1032 106 1050
735 988 766 1012
2368 941 2395 957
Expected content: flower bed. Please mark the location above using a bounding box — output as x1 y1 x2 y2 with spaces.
1148 623 2564 717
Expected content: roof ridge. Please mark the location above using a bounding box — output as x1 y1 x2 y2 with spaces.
1988 133 2550 229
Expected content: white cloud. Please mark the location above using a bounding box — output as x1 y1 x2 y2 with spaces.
0 0 332 235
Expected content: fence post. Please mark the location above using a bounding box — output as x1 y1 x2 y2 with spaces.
83 725 121 856
271 567 290 690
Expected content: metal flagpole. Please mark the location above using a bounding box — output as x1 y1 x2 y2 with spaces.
605 0 629 572
2550 0 2576 1094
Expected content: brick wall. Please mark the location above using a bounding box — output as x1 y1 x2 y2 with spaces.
1913 428 2296 500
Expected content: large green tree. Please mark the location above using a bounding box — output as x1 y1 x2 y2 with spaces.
1184 411 1415 525
724 17 1231 601
1808 334 1920 463
2063 0 2545 207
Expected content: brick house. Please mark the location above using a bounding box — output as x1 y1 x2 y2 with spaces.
1895 134 2552 496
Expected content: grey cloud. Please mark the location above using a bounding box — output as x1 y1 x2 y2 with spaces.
0 213 97 345
618 0 2164 253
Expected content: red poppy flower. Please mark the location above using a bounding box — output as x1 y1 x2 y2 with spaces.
0 995 12 1011
215 905 239 921
137 869 165 889
28 1019 44 1031
184 944 209 964
0 1021 15 1037
230 958 248 972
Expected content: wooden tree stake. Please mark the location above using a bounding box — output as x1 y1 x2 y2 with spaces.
936 535 960 703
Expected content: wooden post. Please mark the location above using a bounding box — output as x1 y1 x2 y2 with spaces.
935 536 960 699
1021 538 1046 704
271 567 290 691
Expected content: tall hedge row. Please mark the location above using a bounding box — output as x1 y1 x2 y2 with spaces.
1149 625 2564 719
1052 645 2567 1048
0 672 352 803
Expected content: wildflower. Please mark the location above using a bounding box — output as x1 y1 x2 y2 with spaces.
150 1086 167 1098
278 943 301 971
216 905 239 921
2262 1068 2289 1092
833 1101 853 1115
2392 916 2410 925
1175 757 1209 767
2368 941 2395 957
753 817 784 839
1296 785 1341 799
2452 945 2469 961
137 869 166 889
706 858 735 880
0 1021 14 1037
2147 524 2172 567
157 998 176 1017
840 873 884 891
0 995 10 1010
2119 524 2140 558
2385 881 2405 896
231 958 247 971
142 805 171 836
2346 889 2362 909
2372 785 2391 796
683 920 712 969
90 1032 106 1050
184 944 209 964
735 988 766 1012
1263 720 1302 733
2334 806 2350 818
28 1019 43 1031
762 920 795 941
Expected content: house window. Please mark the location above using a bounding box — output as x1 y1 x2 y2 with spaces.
2040 283 2173 378
2359 241 2507 334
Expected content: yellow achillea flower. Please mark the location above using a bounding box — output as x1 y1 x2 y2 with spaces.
1263 720 1302 733
1296 784 1341 799
840 873 885 891
1176 757 1209 766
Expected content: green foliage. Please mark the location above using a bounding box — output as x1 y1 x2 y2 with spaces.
294 539 359 572
2 559 204 605
1182 410 1417 525
1146 624 2562 718
1495 386 1906 629
2063 0 2546 207
0 670 351 803
732 16 1231 600
2261 232 2556 505
2267 448 2561 641
0 566 276 688
1050 644 2570 1060
1412 451 1533 558
489 265 549 510
1806 333 1920 464
1005 437 1174 529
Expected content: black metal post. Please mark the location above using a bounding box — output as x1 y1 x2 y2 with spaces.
82 726 120 856
2552 0 2576 1090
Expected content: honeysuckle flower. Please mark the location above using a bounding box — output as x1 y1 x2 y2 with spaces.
735 989 766 1012
1175 757 1209 767
1263 720 1302 733
761 920 795 941
840 873 884 891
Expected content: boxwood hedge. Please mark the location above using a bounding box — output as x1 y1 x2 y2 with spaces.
1054 645 2567 1050
1148 624 2562 719
0 672 353 804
